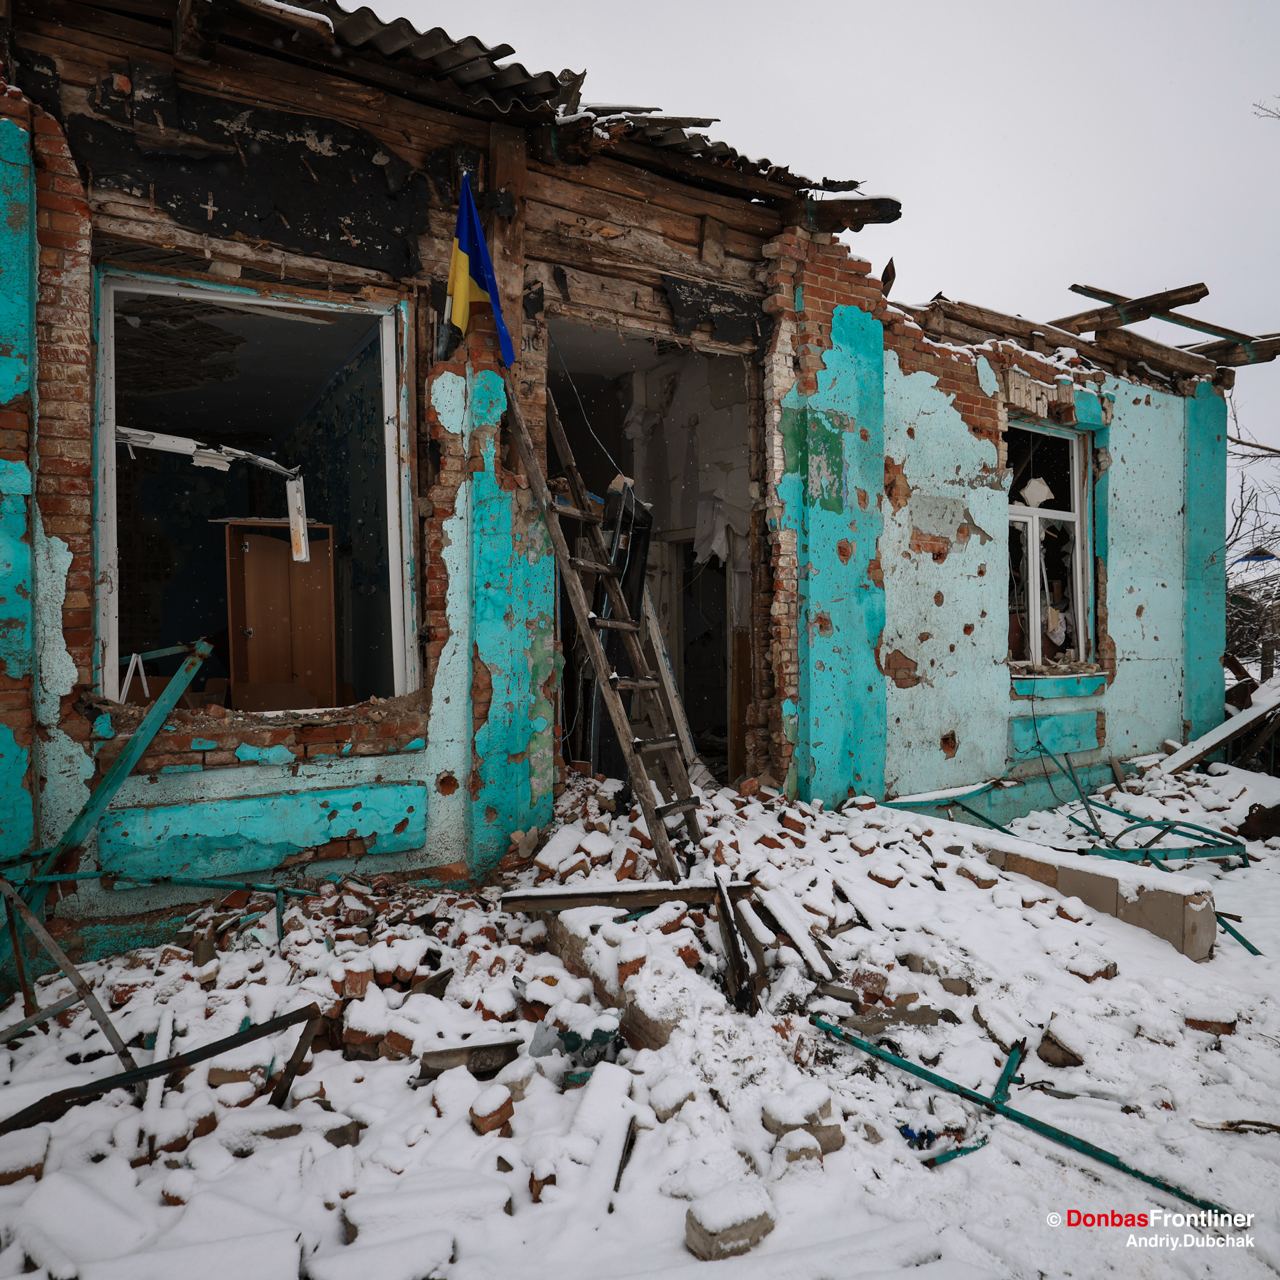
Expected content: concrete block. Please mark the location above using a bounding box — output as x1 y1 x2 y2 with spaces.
685 1183 775 1260
1117 885 1186 953
1005 852 1058 889
1182 891 1216 962
1057 864 1119 917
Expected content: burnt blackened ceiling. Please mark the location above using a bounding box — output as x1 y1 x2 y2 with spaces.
65 61 430 278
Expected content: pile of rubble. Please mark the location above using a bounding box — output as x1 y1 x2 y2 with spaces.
0 765 1277 1277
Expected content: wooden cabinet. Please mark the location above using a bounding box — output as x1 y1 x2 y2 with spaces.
224 520 336 711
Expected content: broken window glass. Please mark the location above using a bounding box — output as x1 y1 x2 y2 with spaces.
1006 427 1073 513
1006 424 1089 669
1038 518 1079 664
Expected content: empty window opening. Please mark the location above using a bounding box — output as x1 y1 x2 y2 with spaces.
101 281 406 711
547 320 751 783
1006 424 1090 670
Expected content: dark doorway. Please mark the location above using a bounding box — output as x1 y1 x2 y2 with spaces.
547 319 750 782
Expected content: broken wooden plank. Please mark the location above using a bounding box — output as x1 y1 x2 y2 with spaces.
1051 283 1208 333
1159 684 1280 773
0 877 139 1078
501 880 750 915
0 1002 321 1137
411 1037 522 1084
714 870 756 1014
268 1011 327 1108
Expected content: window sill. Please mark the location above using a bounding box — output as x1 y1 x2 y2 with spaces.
1010 672 1106 700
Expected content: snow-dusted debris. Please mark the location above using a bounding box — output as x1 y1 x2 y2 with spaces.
0 764 1277 1276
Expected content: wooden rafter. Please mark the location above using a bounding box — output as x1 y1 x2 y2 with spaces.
1051 283 1208 333
1054 284 1279 371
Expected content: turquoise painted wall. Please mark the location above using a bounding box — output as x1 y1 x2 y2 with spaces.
1183 382 1227 739
467 370 555 869
881 352 1008 795
0 117 36 854
880 355 1221 827
777 305 887 804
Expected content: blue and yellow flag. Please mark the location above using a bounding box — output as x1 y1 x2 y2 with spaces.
445 172 515 367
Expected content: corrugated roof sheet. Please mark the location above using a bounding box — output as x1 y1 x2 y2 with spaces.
307 0 583 114
585 109 859 193
265 2 875 194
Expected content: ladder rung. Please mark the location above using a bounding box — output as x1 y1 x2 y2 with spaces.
591 617 639 632
656 797 699 820
613 677 659 692
553 504 603 524
635 735 681 757
569 557 620 577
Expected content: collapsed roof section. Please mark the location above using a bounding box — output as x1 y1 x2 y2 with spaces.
899 283 1280 389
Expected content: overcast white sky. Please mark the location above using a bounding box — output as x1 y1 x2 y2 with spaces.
371 0 1280 444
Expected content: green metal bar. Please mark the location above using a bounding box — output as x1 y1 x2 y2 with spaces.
1084 845 1241 864
925 1136 989 1167
119 645 189 663
51 640 212 861
885 782 998 810
810 1015 1230 1215
993 1041 1026 1104
1216 913 1262 956
952 800 1016 836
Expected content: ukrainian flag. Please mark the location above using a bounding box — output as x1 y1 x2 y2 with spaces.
445 171 515 367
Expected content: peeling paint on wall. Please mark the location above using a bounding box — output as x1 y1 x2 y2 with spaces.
882 348 1007 795
777 304 886 803
98 781 428 877
32 510 93 844
466 369 554 870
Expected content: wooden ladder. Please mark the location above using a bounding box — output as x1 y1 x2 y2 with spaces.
502 372 702 881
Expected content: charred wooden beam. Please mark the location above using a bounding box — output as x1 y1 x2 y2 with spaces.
61 80 430 276
172 0 214 63
1051 282 1209 333
660 275 761 346
783 194 903 232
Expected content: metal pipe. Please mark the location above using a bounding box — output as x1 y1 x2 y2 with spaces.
1216 914 1262 956
810 1015 1230 1216
28 873 313 900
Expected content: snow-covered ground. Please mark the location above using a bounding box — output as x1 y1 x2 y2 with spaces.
1 761 1278 1279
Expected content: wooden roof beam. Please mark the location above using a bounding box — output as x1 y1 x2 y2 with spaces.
1068 283 1258 345
922 299 1217 381
1186 335 1280 367
1051 282 1208 333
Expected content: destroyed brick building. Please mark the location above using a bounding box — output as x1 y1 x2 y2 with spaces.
0 0 1276 954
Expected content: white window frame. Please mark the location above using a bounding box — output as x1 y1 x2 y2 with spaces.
1007 423 1090 671
95 273 417 704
